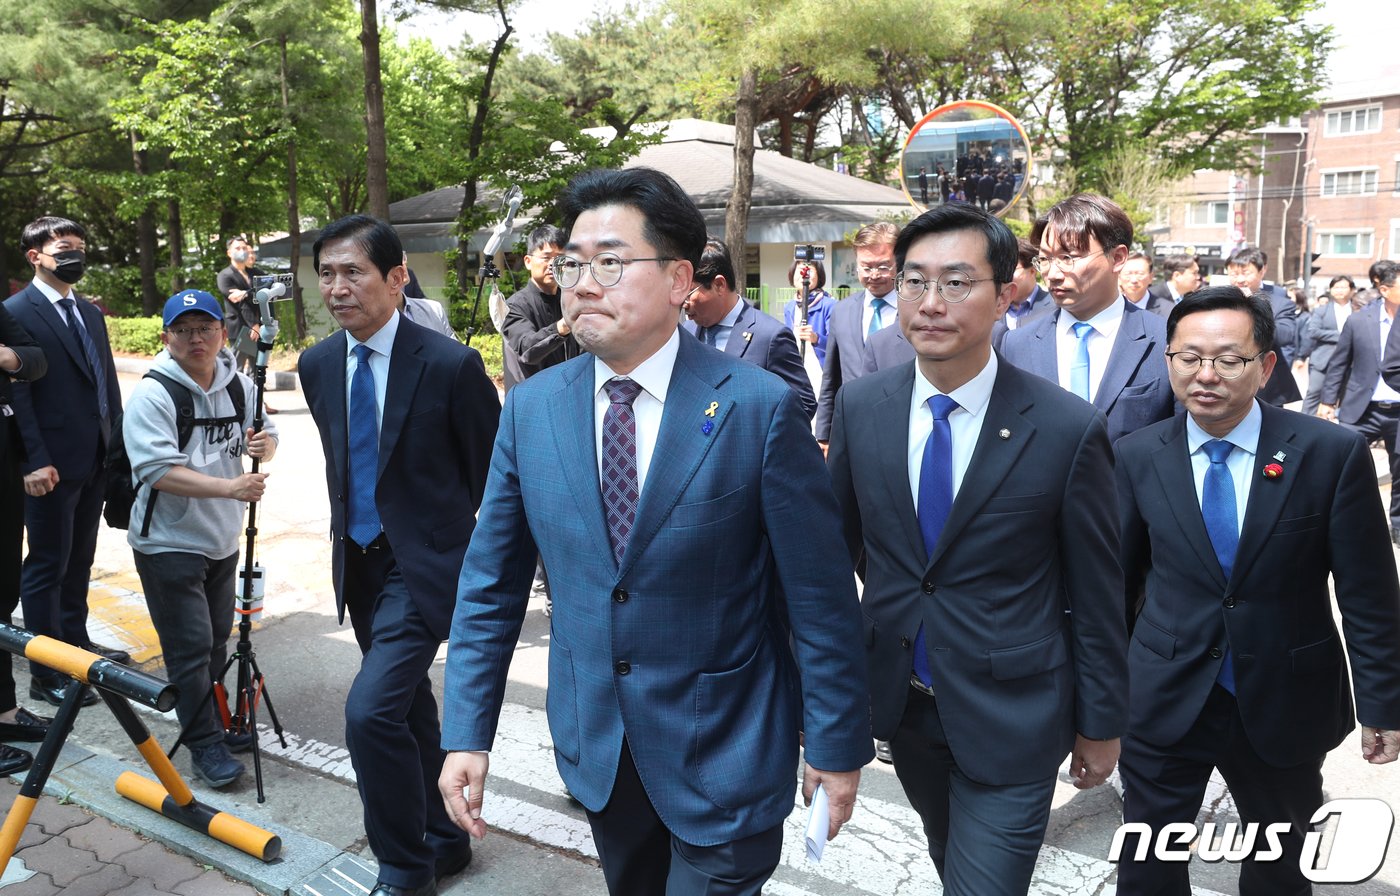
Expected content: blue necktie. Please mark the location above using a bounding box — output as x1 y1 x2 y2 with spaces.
1070 320 1094 401
913 394 958 688
59 298 109 421
347 344 382 548
868 297 887 337
1202 439 1238 693
601 378 643 564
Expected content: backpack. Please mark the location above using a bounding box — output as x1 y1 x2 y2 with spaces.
103 370 247 534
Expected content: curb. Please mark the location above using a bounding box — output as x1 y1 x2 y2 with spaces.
43 744 350 896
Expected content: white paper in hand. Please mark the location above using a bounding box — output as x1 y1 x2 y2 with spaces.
805 783 830 862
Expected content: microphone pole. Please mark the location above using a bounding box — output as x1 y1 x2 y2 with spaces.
466 185 523 347
798 266 812 360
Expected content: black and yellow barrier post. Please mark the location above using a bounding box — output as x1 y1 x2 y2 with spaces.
0 623 280 875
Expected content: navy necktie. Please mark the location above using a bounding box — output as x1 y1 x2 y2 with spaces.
59 298 109 421
347 344 382 548
913 394 959 688
602 378 643 564
1070 321 1094 401
1202 439 1238 693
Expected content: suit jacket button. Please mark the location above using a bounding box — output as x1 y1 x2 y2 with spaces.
900 636 911 648
612 588 628 603
1208 647 1223 658
922 581 935 594
1223 597 1236 608
614 661 631 675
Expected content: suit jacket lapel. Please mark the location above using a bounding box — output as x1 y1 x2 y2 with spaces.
620 338 730 576
1027 311 1060 382
726 302 754 359
323 331 351 490
928 368 1034 568
1149 418 1229 591
1231 406 1302 587
28 288 91 380
1094 305 1150 415
554 359 614 566
873 366 925 563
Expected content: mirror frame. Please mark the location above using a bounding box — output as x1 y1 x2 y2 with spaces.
899 100 1031 218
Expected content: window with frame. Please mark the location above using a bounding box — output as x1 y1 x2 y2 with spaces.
1324 105 1382 136
1318 231 1374 257
1321 169 1379 196
1185 201 1229 227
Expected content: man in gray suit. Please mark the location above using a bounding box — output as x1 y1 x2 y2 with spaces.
829 203 1127 894
1001 194 1175 444
1320 263 1400 541
683 239 815 418
1299 274 1364 416
814 222 899 447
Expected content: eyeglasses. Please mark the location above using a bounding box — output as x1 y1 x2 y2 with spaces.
858 263 895 275
1164 351 1261 379
169 324 221 339
550 252 676 289
1030 249 1111 275
895 271 993 304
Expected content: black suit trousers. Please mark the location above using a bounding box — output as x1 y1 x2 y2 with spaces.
343 541 467 889
1117 685 1322 896
586 739 783 896
1339 403 1400 527
0 434 21 710
20 453 104 682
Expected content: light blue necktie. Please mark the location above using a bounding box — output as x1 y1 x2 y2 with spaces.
347 344 382 548
1070 320 1094 401
868 297 887 337
913 394 959 688
1202 439 1238 693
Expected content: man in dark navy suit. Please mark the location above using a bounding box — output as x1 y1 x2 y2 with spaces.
1225 246 1301 407
4 216 128 707
300 215 500 896
683 238 815 418
1116 288 1400 895
990 237 1055 353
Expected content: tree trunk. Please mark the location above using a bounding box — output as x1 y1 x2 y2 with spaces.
282 35 308 340
453 1 513 315
724 68 758 291
360 0 390 220
128 131 160 315
167 199 183 293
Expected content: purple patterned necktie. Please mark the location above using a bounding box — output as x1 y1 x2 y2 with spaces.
602 378 643 563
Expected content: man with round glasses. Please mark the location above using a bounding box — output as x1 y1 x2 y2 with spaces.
829 202 1127 894
1002 194 1174 443
1114 286 1400 894
814 222 900 449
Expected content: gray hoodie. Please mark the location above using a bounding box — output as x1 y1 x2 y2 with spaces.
124 346 278 558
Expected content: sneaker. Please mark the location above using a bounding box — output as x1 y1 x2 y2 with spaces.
225 726 255 753
190 742 245 788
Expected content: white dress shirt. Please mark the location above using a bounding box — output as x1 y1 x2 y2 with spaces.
344 310 401 434
705 298 745 353
1055 297 1127 402
907 352 998 506
33 278 83 328
593 328 680 494
1185 400 1261 532
1374 307 1400 403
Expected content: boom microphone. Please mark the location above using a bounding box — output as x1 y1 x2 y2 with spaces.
482 185 524 257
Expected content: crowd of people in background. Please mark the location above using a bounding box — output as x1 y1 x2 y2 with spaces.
2 173 1399 896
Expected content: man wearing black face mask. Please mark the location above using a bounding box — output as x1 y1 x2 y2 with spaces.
4 217 129 707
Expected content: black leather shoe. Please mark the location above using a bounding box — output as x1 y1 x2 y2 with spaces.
0 743 33 777
435 840 472 880
0 707 51 742
874 739 894 764
29 679 99 707
368 882 437 896
82 642 132 665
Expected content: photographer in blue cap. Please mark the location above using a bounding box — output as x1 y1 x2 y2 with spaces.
123 289 278 788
